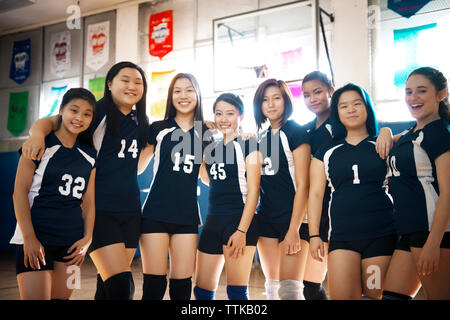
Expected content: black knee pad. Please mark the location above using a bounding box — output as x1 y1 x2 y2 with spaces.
103 271 134 300
382 290 412 300
169 277 192 300
142 274 167 300
303 281 329 300
94 274 107 300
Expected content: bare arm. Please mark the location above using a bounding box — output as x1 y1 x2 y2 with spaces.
12 156 46 269
199 161 210 186
64 168 96 266
307 157 327 262
227 150 262 259
417 151 450 275
376 127 403 159
282 143 311 255
22 115 59 161
138 143 154 175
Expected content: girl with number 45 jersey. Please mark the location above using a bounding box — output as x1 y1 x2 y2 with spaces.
194 93 262 300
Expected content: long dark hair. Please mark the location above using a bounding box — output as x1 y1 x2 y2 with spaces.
164 73 204 122
56 88 97 147
102 61 149 149
253 78 293 130
330 83 379 140
407 67 450 123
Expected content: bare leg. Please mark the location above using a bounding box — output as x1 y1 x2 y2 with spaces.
195 251 224 291
327 250 362 300
361 255 392 299
17 271 52 300
410 248 450 299
383 249 421 298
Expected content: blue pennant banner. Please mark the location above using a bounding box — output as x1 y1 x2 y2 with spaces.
388 0 431 19
9 38 31 85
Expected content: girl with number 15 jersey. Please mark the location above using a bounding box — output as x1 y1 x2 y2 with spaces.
139 73 211 300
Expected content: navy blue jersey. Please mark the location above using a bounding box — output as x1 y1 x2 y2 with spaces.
315 136 395 241
258 119 310 224
205 137 258 216
303 118 333 157
387 119 450 235
92 99 142 213
304 117 333 231
142 118 206 226
10 132 96 246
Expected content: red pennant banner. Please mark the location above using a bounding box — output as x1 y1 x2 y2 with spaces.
149 10 173 60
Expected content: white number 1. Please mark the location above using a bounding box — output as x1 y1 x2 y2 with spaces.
352 164 360 184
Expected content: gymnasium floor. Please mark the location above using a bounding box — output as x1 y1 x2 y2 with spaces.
0 250 425 300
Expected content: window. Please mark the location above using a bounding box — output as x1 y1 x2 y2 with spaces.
370 0 450 122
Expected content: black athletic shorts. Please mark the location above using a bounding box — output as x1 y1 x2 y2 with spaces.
328 234 397 259
257 216 311 243
141 217 198 235
198 213 258 254
300 223 329 243
89 211 141 252
396 231 450 251
15 244 72 275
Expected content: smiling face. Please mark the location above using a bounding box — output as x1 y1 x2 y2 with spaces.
337 90 368 131
214 100 242 136
405 74 445 123
302 79 333 116
172 77 198 116
107 67 144 111
60 98 94 135
262 85 285 126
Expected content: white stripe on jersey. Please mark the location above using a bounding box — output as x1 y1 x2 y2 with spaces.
141 127 177 210
279 131 310 223
10 145 61 245
258 129 269 143
233 141 248 204
279 131 296 192
325 123 333 136
93 116 106 155
412 132 449 232
323 143 344 241
77 147 96 167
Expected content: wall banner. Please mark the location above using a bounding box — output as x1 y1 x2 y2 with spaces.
9 39 31 84
86 21 110 71
149 10 173 60
50 31 71 77
89 77 106 101
40 85 68 119
150 70 176 119
7 91 29 137
388 0 431 19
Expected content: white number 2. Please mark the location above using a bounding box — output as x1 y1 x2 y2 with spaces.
263 157 275 175
352 164 360 184
118 139 138 158
58 174 85 199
